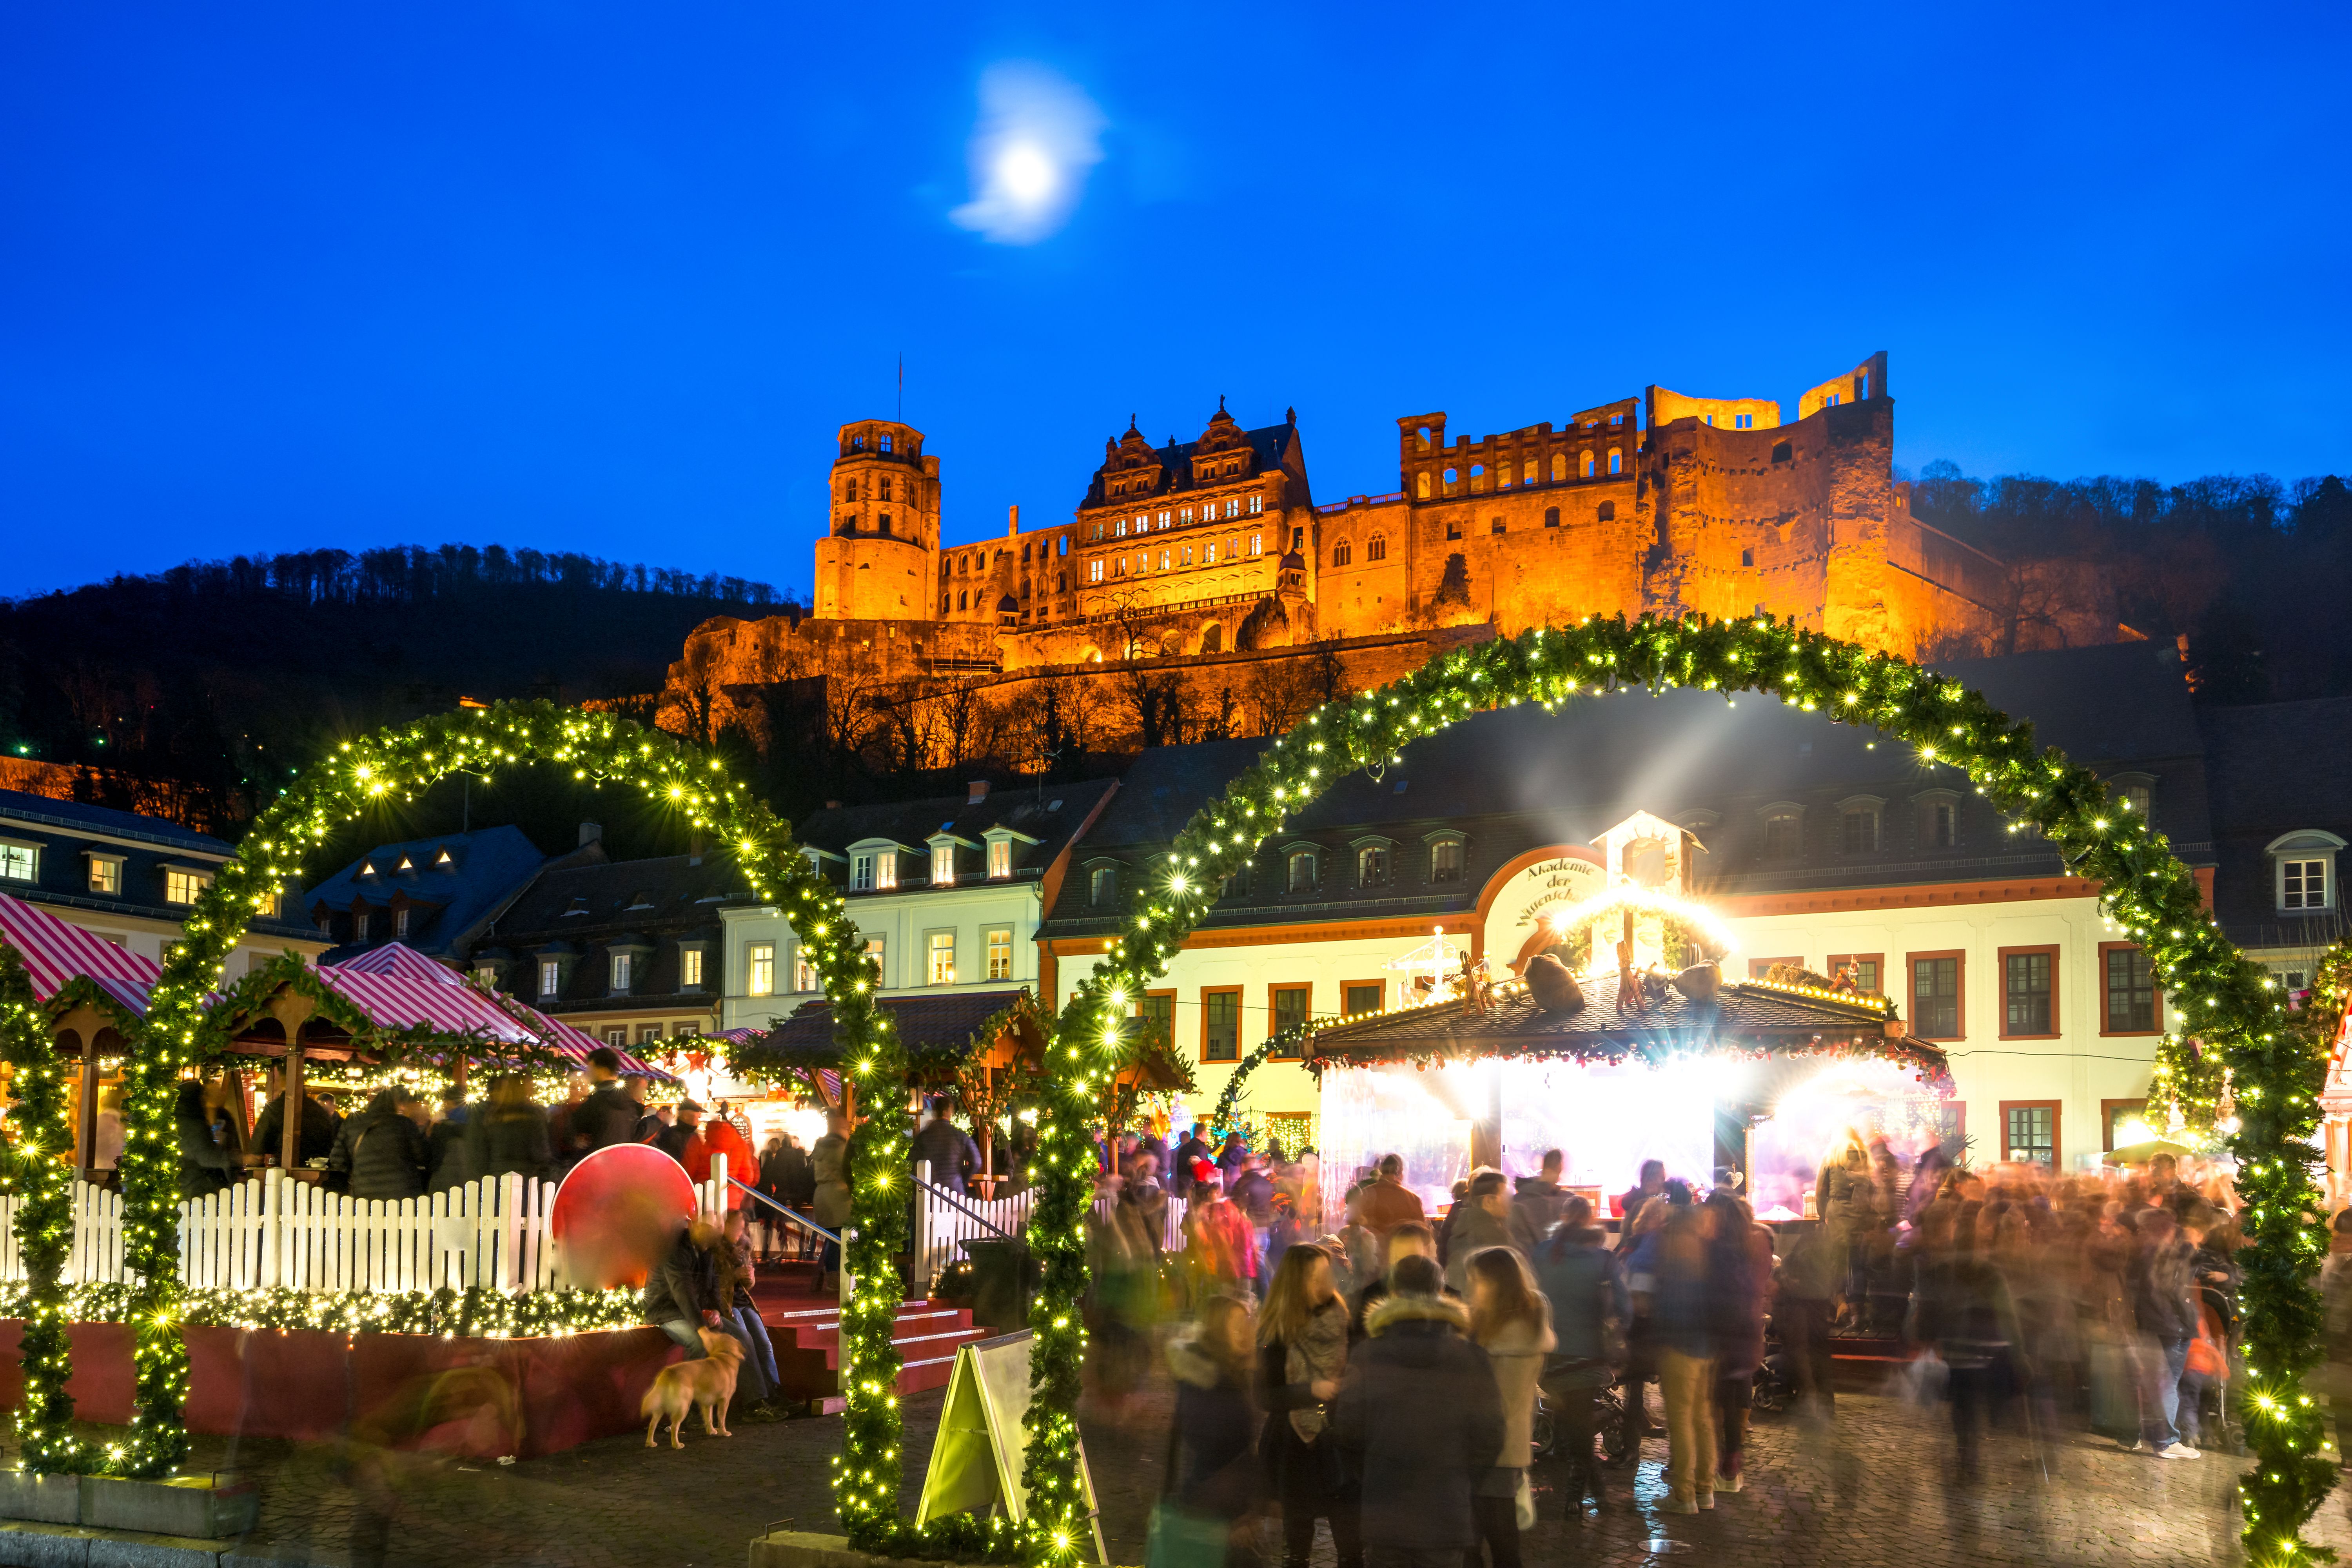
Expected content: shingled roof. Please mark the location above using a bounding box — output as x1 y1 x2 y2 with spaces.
734 988 1045 1076
1306 972 1949 1090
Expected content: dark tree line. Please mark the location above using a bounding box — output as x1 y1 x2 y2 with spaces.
1909 462 2352 704
0 544 794 833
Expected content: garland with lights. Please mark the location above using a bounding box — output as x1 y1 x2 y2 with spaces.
103 701 923 1534
0 943 89 1472
1018 612 2330 1567
1203 1021 1314 1146
0 1280 651 1338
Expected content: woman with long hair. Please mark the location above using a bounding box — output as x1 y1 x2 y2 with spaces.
1259 1245 1358 1568
1463 1246 1555 1566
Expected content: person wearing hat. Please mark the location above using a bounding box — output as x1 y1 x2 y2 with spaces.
654 1101 703 1162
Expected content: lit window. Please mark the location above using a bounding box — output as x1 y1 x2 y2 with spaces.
2004 1105 2054 1167
1158 549 1171 572
1250 534 1263 555
1159 510 1171 527
87 855 122 895
164 867 208 904
793 947 817 993
474 965 497 986
852 853 875 891
2121 782 2152 820
864 935 885 981
1225 499 1240 519
1115 518 1127 538
1332 540 1352 567
989 839 1012 879
0 843 39 883
1091 866 1118 905
611 951 634 992
928 931 956 986
932 844 955 887
1089 559 1104 584
681 948 704 987
1431 839 1463 882
1180 506 1194 524
539 957 563 996
747 942 775 997
1205 541 1217 564
876 851 898 891
986 927 1013 981
394 906 412 938
1249 495 1263 514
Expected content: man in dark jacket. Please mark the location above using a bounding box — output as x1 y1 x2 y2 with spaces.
643 1214 726 1357
911 1098 982 1193
252 1086 338 1169
570 1049 644 1154
326 1088 430 1200
176 1080 249 1198
1509 1149 1570 1252
2126 1205 2202 1457
1331 1252 1504 1567
654 1101 703 1161
1533 1198 1628 1512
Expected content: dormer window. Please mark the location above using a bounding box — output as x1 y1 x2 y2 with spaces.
852 853 875 891
1090 865 1118 906
539 958 561 996
395 854 414 872
1287 848 1318 893
561 897 591 917
1357 845 1392 887
0 841 38 884
394 907 412 939
2109 772 2156 824
358 861 377 880
611 952 633 992
989 839 1012 879
876 851 899 891
931 844 956 887
1429 836 1464 883
2272 831 2345 913
1760 806 1803 860
435 848 454 867
1837 797 1884 855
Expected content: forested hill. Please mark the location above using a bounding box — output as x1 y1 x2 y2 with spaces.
0 545 796 832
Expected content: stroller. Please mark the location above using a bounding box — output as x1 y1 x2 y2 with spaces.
2187 1282 2245 1455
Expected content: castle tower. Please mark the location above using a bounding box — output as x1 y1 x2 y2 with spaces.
811 419 940 621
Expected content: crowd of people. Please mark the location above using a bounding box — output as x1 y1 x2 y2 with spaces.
1094 1128 2256 1567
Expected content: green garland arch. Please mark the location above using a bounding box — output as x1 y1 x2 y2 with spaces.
1203 1022 1312 1147
60 700 946 1554
1021 612 2332 1568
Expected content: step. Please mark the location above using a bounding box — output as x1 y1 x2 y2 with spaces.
763 1299 985 1402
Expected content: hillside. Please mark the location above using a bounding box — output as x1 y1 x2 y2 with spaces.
0 545 794 833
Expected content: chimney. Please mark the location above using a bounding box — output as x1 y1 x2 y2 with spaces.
1007 504 1020 536
967 781 990 805
579 822 603 848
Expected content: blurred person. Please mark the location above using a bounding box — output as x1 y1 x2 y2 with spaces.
252 1078 336 1168
912 1096 982 1194
644 1211 726 1358
1331 1254 1503 1568
1615 1160 1666 1238
1638 1202 1717 1513
753 1135 789 1261
715 1207 784 1416
2123 1205 2201 1458
1162 1293 1262 1563
546 1071 589 1162
1360 1153 1426 1239
1352 1220 1443 1342
91 1085 127 1172
1185 1178 1260 1302
1259 1245 1358 1568
328 1087 430 1200
1088 1173 1158 1412
1508 1149 1569 1252
1616 1196 1678 1448
1702 1190 1770 1490
653 1100 702 1161
1446 1171 1516 1294
1772 1217 1840 1421
1216 1131 1251 1190
426 1089 470 1191
1532 1196 1628 1516
1463 1246 1554 1568
463 1073 554 1183
176 1078 254 1197
1436 1178 1473 1265
1332 1182 1382 1299
687 1098 756 1206
781 1130 819 1257
570 1050 643 1153
1909 1203 2023 1480
1232 1153 1276 1227
811 1110 852 1292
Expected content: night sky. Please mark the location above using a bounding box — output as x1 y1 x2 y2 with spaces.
5 2 2346 597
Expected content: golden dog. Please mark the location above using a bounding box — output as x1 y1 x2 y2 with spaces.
641 1328 747 1448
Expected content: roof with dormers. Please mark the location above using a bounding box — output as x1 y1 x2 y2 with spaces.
1081 414 1301 510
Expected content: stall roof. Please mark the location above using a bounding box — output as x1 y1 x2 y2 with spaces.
0 889 164 1014
1307 972 1949 1089
739 988 1042 1074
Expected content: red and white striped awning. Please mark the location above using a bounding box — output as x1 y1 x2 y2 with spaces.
0 891 163 1014
316 943 545 1048
338 943 675 1082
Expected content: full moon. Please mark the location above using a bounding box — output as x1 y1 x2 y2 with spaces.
996 143 1056 206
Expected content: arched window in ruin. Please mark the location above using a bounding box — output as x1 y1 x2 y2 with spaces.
1161 632 1183 657
1201 623 1223 653
1417 471 1431 499
1416 426 1431 450
1367 534 1387 562
1332 539 1353 568
1581 451 1595 478
1608 448 1623 475
957 591 968 611
1551 454 1567 482
1444 468 1459 489
940 594 951 614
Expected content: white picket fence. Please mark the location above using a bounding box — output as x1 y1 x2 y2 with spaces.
0 1156 735 1295
910 1161 1189 1293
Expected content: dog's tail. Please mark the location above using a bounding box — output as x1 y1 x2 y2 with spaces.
639 1374 664 1419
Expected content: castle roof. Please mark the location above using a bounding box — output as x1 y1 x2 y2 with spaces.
1081 419 1298 510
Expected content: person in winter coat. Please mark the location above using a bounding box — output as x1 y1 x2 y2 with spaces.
1350 1220 1445 1344
252 1085 338 1168
569 1049 643 1154
1185 1185 1260 1301
425 1091 471 1191
1636 1203 1717 1513
714 1207 782 1414
1463 1245 1556 1568
176 1079 248 1198
1230 1157 1276 1227
1164 1293 1262 1549
1258 1245 1358 1568
686 1103 756 1206
643 1212 726 1356
911 1098 983 1194
810 1111 852 1290
463 1073 554 1183
1508 1150 1569 1253
1329 1253 1504 1564
1446 1171 1518 1294
1532 1197 1627 1515
1701 1190 1771 1490
2125 1204 2202 1457
327 1087 430 1200
1907 1202 2024 1479
1771 1221 1840 1420
1359 1154 1427 1240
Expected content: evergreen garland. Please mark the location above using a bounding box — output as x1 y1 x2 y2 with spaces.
0 944 87 1472
1016 613 2330 1566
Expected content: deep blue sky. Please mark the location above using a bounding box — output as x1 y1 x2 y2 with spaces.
5 3 2347 599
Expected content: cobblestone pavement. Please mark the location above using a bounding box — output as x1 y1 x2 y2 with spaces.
25 1373 2352 1567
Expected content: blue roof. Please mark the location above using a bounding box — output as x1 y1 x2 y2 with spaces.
0 788 232 855
303 825 553 960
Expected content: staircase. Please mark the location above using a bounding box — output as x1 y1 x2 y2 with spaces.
750 1270 989 1409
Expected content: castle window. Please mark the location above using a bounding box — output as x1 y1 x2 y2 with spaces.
1495 463 1508 488
1704 414 1714 426
879 434 893 453
1115 557 1129 576
1446 521 1461 540
940 594 951 614
843 479 858 502
1158 549 1171 572
1610 413 1623 426
1180 506 1194 524
1416 472 1432 499
1225 499 1241 519
1249 495 1263 514
1858 372 1869 399
880 477 893 501
1470 464 1485 485
958 591 967 610
1367 534 1387 562
1491 517 1505 534
1826 392 1841 407
1581 452 1595 478
1523 460 1536 485
1058 535 1069 555
1022 542 1031 561
851 435 866 451
879 514 892 535
1205 541 1218 564
1772 441 1793 463
1115 519 1127 538
1444 467 1458 488
1250 534 1263 554
1089 560 1103 583
1181 544 1193 566
1332 539 1352 567
1160 510 1172 527
1202 623 1222 653
1608 448 1622 475
1550 454 1566 481
1416 426 1431 450
1735 414 1753 429
1136 515 1148 533
1597 502 1615 521
1544 507 1559 528
1742 549 1755 567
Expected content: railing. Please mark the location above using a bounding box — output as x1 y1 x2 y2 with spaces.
909 1162 1192 1293
1317 491 1406 514
0 1153 742 1296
